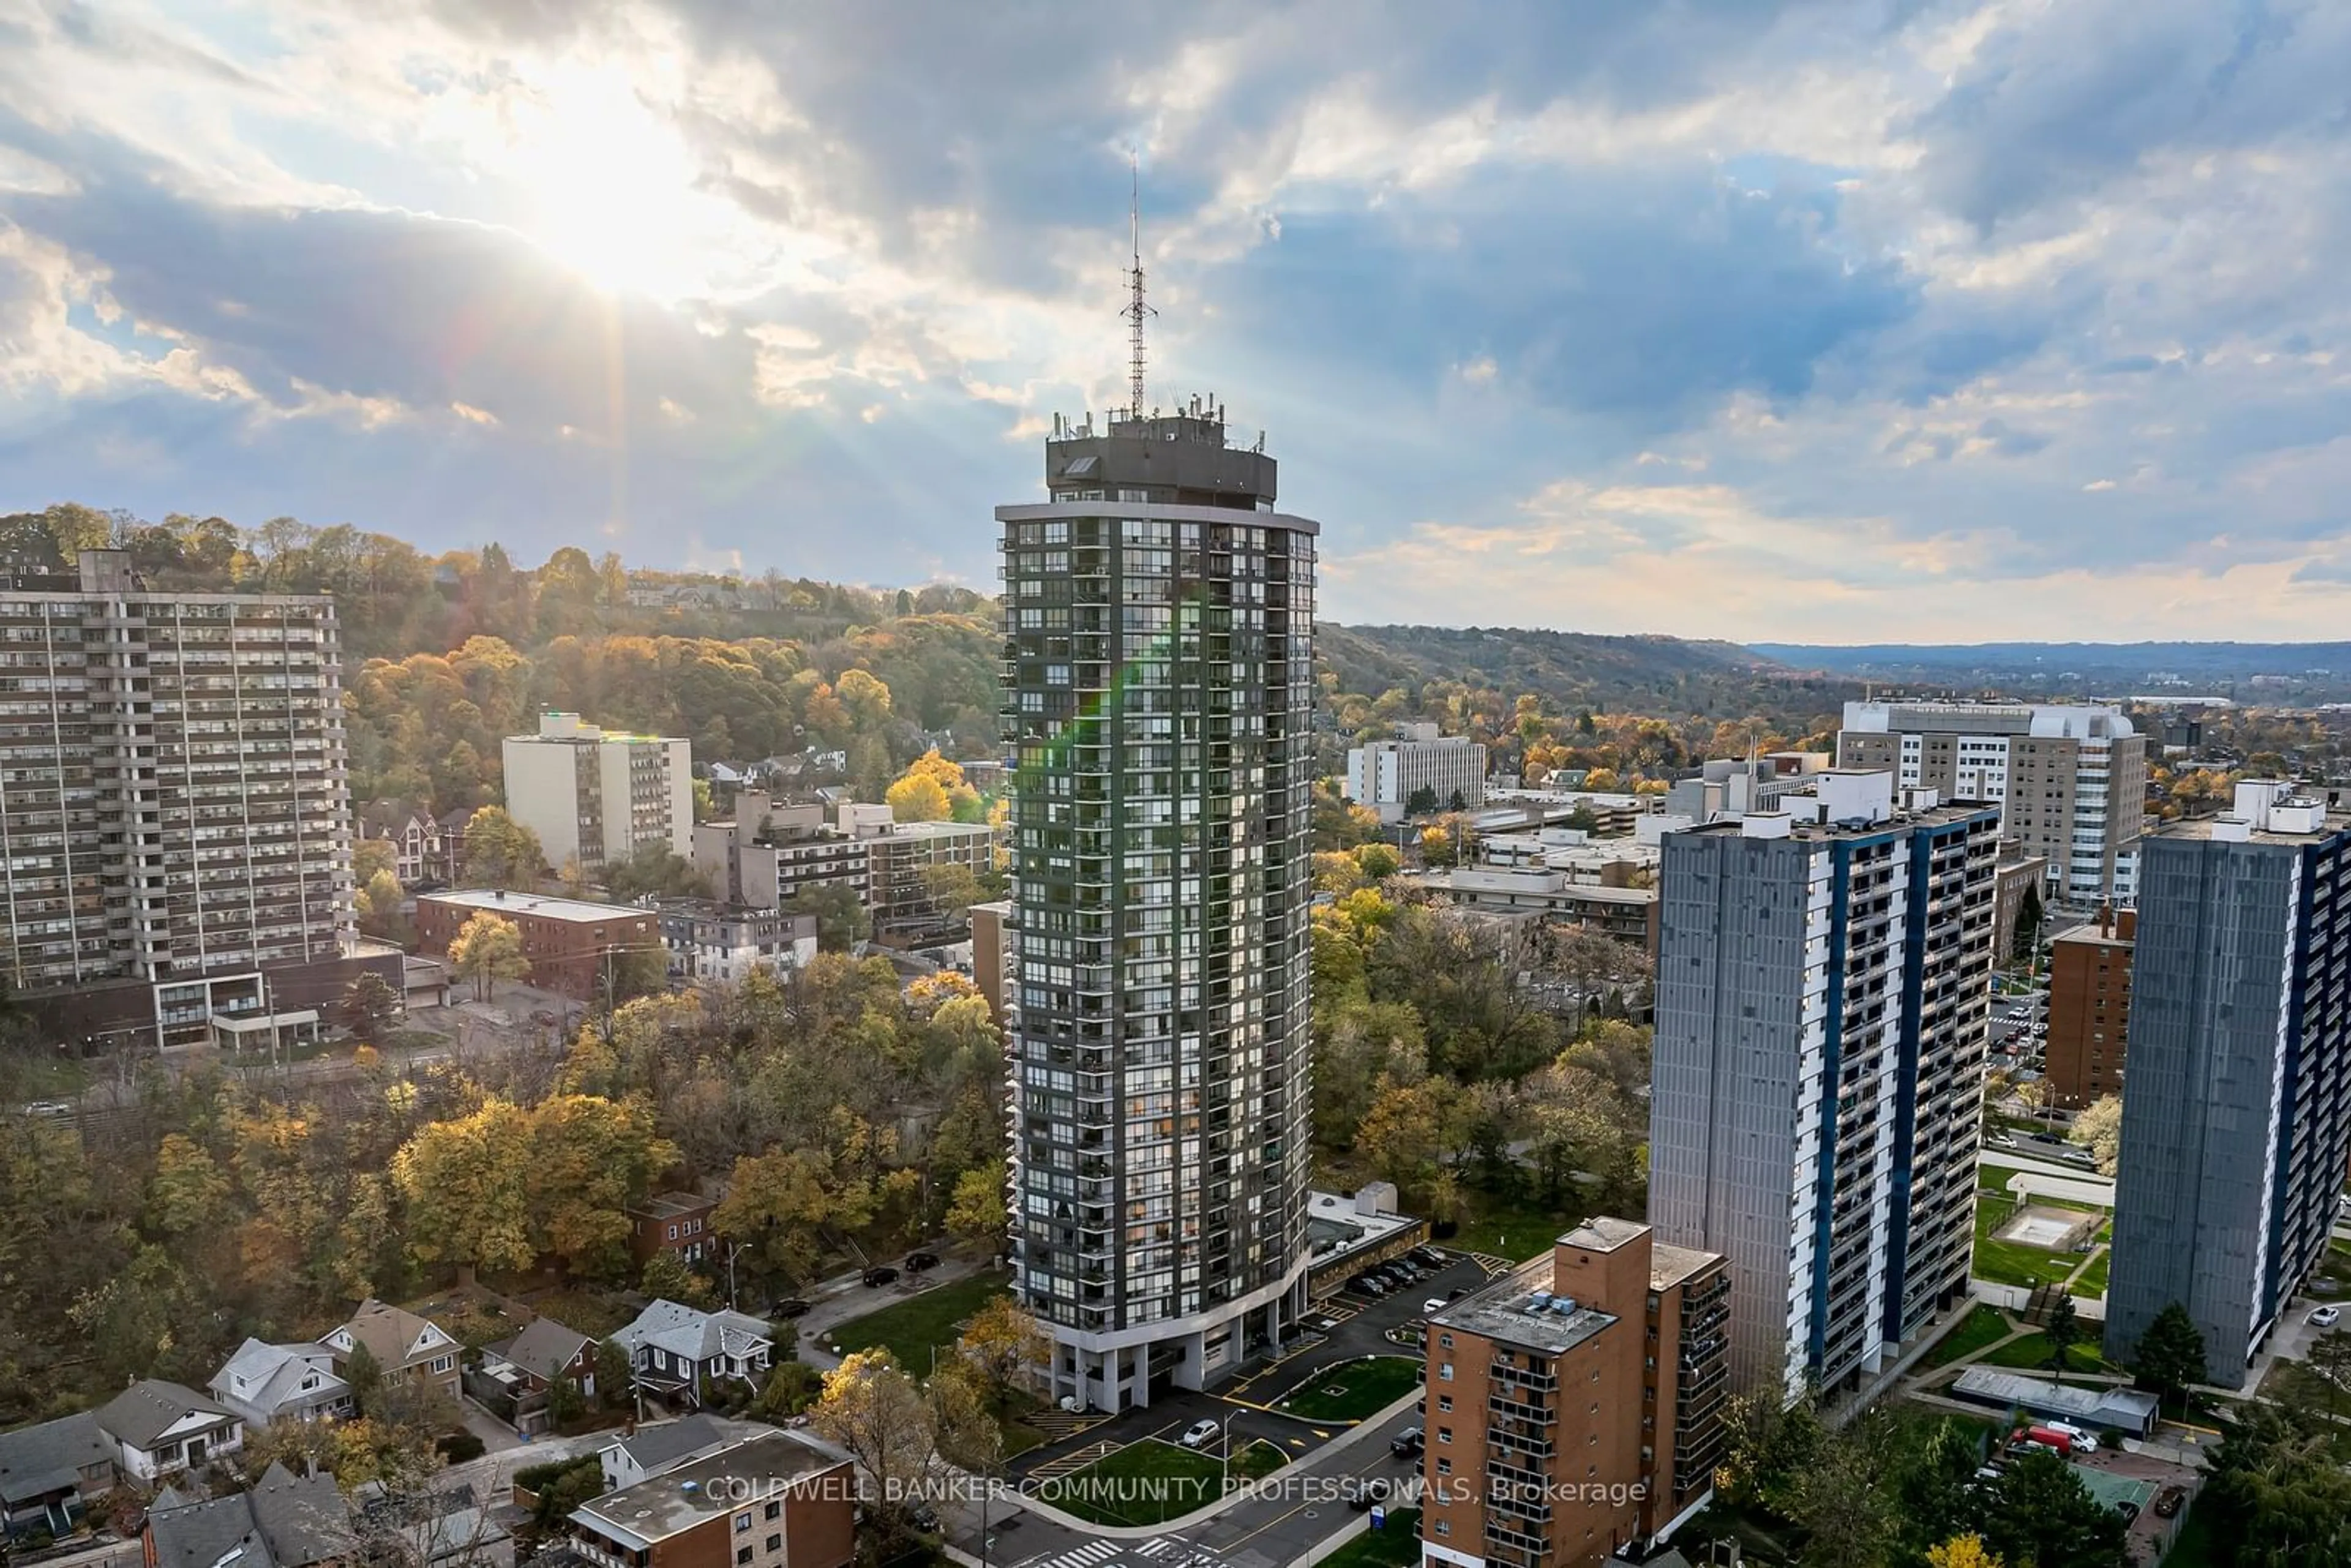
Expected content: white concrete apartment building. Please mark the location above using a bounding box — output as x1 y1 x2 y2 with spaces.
1345 721 1488 823
501 711 692 874
1836 700 2147 904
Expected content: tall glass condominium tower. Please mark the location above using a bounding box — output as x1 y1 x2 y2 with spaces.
999 402 1318 1412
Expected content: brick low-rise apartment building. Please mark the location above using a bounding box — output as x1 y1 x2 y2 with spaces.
413 890 658 1002
2045 906 2135 1109
1419 1218 1729 1568
567 1431 853 1568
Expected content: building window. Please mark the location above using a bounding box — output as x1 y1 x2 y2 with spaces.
1439 1396 1452 1412
1434 1521 1451 1537
1438 1427 1452 1444
668 1225 679 1240
765 1538 781 1553
736 1514 752 1533
1438 1364 1453 1381
764 1503 780 1521
736 1551 752 1566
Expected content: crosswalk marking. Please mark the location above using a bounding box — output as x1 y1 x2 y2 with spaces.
1013 1537 1233 1568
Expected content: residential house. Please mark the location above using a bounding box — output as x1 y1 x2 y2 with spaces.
480 1317 597 1436
359 801 457 887
356 1482 509 1568
144 1461 356 1568
0 1411 116 1540
609 1302 773 1408
209 1341 353 1429
627 1192 718 1267
321 1300 461 1408
596 1414 732 1492
568 1431 853 1568
94 1382 244 1484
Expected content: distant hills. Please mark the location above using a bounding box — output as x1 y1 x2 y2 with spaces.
1751 641 2351 700
1323 623 1862 725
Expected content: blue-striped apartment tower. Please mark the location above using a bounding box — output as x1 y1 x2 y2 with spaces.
1650 770 2000 1404
2104 781 2351 1387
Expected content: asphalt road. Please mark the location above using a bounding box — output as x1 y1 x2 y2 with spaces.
946 1250 1489 1568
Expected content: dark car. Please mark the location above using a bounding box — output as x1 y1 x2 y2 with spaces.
1346 1477 1394 1512
1445 1285 1469 1300
1390 1425 1424 1458
1352 1274 1389 1295
769 1297 812 1319
1411 1247 1447 1269
905 1251 940 1272
862 1266 900 1288
2154 1486 2186 1519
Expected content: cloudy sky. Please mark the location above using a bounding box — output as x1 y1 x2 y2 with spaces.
3 1 2349 642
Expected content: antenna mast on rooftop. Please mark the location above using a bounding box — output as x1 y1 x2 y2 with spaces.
1123 154 1155 420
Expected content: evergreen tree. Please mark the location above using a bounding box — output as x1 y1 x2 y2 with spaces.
2129 1301 2208 1416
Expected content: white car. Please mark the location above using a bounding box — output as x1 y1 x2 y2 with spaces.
2311 1306 2342 1329
1423 1297 1447 1313
1179 1419 1222 1450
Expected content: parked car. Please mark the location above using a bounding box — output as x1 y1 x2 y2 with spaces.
1349 1275 1388 1297
1346 1477 1394 1512
2154 1486 2187 1519
1390 1425 1423 1458
861 1266 900 1288
1179 1419 1222 1450
770 1297 812 1319
905 1251 940 1272
1423 1297 1448 1313
17 1100 70 1117
2015 1425 2072 1456
1410 1247 1447 1269
1445 1285 1469 1300
2311 1305 2342 1327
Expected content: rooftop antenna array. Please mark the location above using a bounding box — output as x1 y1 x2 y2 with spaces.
1123 153 1156 421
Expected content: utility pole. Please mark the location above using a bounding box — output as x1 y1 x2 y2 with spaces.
726 1242 751 1313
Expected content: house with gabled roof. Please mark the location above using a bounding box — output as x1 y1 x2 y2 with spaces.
0 1410 116 1540
208 1341 352 1429
320 1300 460 1408
92 1381 244 1483
145 1460 356 1568
609 1301 771 1408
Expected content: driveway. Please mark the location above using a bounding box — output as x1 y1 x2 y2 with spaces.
794 1253 996 1370
1000 1250 1485 1483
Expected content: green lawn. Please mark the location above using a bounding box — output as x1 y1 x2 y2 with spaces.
1973 1195 2091 1289
1448 1188 1583 1260
2070 1248 2112 1300
1230 1438 1287 1482
1924 1304 2016 1368
1035 1439 1229 1528
825 1269 1011 1374
1273 1356 1424 1422
1318 1507 1423 1568
1976 1331 2112 1376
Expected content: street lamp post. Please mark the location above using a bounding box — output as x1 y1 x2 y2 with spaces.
1220 1409 1239 1496
726 1242 751 1313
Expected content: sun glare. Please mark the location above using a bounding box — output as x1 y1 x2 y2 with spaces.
503 62 733 302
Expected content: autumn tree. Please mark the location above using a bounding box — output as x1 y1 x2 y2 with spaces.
956 1296 1047 1414
447 910 530 1001
886 771 951 822
390 1097 537 1280
526 1095 678 1278
459 807 547 891
809 1351 935 1527
945 1161 1008 1251
1927 1535 2004 1568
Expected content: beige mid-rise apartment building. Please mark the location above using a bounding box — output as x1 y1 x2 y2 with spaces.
1419 1218 1730 1568
502 711 692 874
1837 700 2147 904
0 550 378 1049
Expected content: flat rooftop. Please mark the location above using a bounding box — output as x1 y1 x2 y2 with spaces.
1427 1255 1618 1356
1684 800 1997 843
2156 809 2351 846
422 890 642 925
573 1432 846 1547
1650 1241 1722 1292
2052 923 2132 950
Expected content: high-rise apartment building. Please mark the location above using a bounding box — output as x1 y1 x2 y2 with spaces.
1417 1217 1729 1568
2104 782 2351 1387
1837 701 2147 904
999 402 1317 1410
1346 722 1488 823
2044 906 2135 1110
501 711 692 875
1650 771 1999 1403
0 550 364 1046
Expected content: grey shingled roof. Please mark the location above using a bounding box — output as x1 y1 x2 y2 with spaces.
610 1414 729 1476
94 1380 238 1452
148 1463 356 1568
485 1316 591 1384
0 1411 113 1505
612 1301 771 1366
